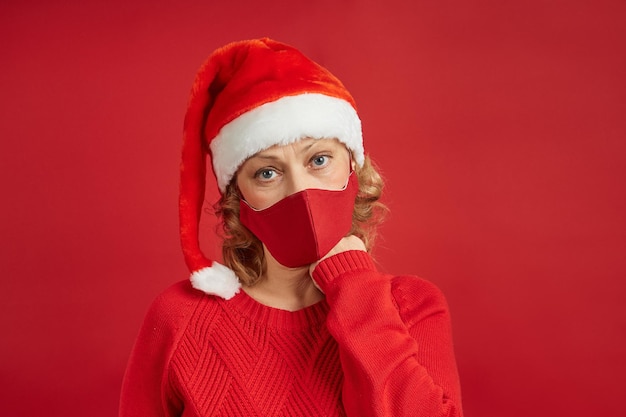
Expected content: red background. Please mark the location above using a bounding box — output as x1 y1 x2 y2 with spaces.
1 1 624 416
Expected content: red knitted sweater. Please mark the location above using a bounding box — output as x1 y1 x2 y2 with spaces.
119 250 463 416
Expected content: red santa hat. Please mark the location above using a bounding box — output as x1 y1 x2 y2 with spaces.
180 38 364 299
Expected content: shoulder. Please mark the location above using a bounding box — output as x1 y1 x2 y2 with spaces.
140 280 220 339
390 275 451 325
147 280 203 317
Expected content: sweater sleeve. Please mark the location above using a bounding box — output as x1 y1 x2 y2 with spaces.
311 250 463 417
119 281 200 417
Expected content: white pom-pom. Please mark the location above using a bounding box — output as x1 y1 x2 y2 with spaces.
190 262 241 299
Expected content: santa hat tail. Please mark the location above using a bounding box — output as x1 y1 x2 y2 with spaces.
179 48 240 299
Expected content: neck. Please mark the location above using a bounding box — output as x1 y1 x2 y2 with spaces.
243 249 324 311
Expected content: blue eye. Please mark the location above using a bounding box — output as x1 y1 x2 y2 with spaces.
258 169 276 180
312 155 328 166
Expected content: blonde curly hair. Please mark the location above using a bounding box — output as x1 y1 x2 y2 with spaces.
213 155 386 286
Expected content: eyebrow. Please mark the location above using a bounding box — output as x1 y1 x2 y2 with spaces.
250 154 281 162
252 140 325 160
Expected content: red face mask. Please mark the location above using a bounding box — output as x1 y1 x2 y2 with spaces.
239 172 359 267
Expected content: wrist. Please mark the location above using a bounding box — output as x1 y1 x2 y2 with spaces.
311 250 376 292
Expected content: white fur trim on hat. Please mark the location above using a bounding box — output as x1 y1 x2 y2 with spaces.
190 262 241 299
210 93 364 191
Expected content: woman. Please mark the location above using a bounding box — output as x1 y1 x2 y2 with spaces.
120 38 463 417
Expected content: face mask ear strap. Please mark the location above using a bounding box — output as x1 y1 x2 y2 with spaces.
348 149 357 172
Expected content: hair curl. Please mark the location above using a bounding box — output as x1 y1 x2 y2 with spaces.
213 155 387 286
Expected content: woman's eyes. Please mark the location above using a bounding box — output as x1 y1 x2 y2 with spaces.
253 154 331 181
